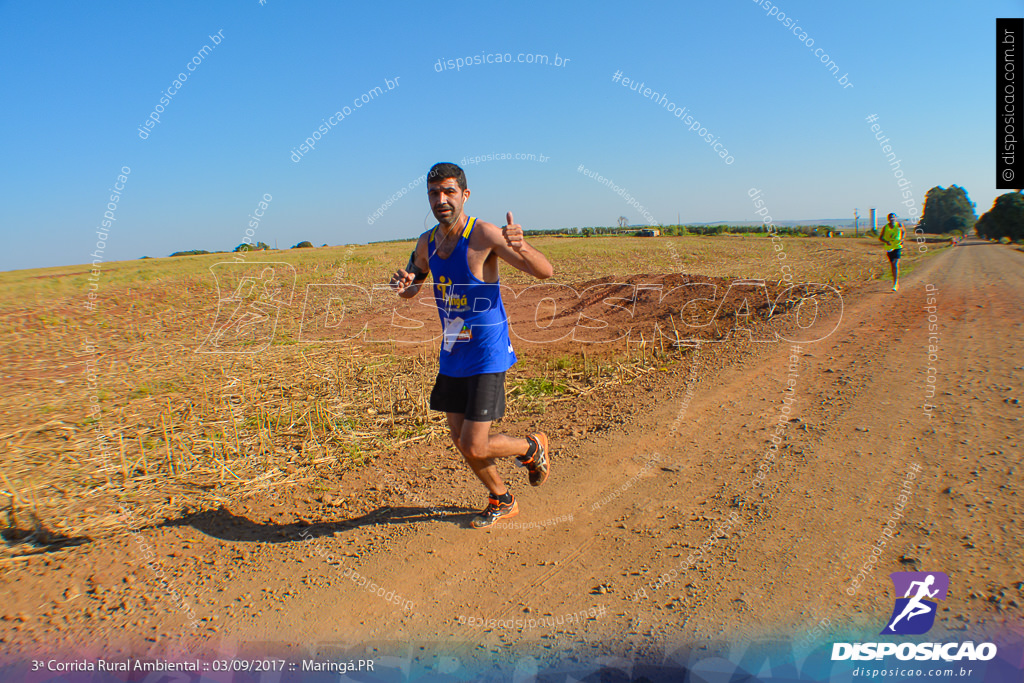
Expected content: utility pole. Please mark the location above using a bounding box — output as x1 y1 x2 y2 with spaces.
854 208 859 236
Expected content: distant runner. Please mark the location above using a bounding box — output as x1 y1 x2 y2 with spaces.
879 212 903 292
389 162 554 529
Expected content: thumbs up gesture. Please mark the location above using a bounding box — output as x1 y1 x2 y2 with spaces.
502 211 524 252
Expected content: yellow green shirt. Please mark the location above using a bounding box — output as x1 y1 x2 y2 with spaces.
880 222 903 250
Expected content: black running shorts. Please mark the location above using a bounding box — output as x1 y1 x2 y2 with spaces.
429 372 506 422
887 248 902 262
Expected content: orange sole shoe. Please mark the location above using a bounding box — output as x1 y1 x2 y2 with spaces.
470 496 519 529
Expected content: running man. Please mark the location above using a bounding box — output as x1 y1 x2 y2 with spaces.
879 212 903 292
888 574 940 631
389 162 554 529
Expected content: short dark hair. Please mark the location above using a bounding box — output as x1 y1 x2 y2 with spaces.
427 162 467 191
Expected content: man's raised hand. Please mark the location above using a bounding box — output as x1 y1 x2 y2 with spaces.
503 211 524 252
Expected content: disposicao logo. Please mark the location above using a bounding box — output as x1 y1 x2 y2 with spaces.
831 571 998 662
882 571 948 635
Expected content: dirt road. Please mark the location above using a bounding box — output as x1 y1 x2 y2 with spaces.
2 239 1021 669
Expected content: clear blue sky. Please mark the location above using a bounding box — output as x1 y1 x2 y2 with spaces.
0 0 1018 271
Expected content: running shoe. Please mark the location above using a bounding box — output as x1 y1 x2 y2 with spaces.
519 433 550 487
892 283 900 292
470 493 518 529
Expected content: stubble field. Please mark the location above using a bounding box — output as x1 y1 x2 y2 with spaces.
1 234 888 551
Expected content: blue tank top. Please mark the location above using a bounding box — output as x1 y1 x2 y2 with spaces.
428 216 517 377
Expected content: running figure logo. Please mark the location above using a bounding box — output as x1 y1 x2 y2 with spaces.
882 572 949 635
198 261 296 354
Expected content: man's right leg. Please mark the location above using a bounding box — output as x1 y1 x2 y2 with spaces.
446 411 464 451
446 412 506 495
447 413 519 528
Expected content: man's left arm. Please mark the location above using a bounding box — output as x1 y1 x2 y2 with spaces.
486 211 554 279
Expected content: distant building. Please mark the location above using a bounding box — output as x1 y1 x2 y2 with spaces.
638 228 660 237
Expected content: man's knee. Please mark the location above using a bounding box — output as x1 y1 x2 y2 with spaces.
460 436 489 461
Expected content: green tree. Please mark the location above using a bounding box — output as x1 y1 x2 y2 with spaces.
919 185 976 234
233 241 270 252
975 191 1024 241
292 240 314 249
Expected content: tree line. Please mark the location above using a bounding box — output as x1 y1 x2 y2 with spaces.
164 184 1023 258
918 185 1022 242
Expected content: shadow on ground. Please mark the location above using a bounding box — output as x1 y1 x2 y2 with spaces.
165 504 477 543
1 506 91 557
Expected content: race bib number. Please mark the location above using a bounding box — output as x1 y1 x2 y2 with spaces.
442 316 465 352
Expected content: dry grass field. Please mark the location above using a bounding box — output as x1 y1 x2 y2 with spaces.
0 233 914 555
